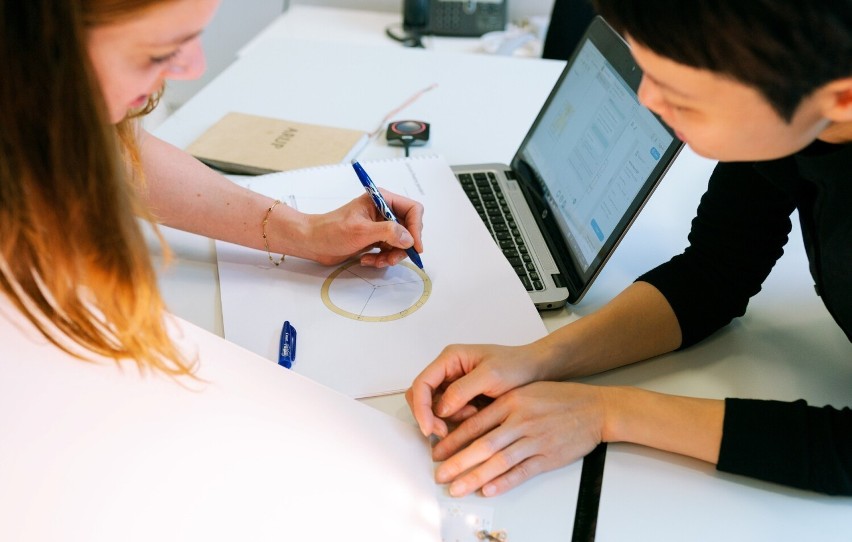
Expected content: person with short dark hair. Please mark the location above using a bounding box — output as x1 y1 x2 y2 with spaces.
408 0 852 497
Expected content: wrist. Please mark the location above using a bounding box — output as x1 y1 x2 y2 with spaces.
599 386 633 444
530 324 594 381
261 200 286 266
600 386 724 464
264 200 312 261
524 334 573 381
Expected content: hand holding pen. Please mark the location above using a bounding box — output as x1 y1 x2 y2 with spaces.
280 174 423 268
352 161 424 269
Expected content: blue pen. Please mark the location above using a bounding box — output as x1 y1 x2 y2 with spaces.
278 320 297 369
351 161 424 269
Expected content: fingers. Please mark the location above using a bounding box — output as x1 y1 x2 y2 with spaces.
405 384 436 437
406 362 455 438
473 454 552 498
434 370 497 419
380 189 424 252
341 190 422 267
431 404 550 498
354 221 418 269
442 403 481 425
307 189 423 267
432 396 503 461
407 345 488 437
437 423 548 498
359 247 407 268
388 223 415 248
430 382 604 498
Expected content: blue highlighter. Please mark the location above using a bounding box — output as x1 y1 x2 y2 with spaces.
278 320 297 369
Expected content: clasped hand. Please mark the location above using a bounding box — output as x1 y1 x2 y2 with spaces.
406 343 606 498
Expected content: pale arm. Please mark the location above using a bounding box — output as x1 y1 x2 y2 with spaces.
532 280 685 380
603 387 724 464
409 281 725 497
546 281 724 462
139 129 297 251
431 383 724 498
416 280 687 433
138 130 423 266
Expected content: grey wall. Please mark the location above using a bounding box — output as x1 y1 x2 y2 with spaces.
161 0 288 115
290 0 556 21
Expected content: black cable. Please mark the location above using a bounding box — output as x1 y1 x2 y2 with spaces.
572 443 607 542
384 23 424 48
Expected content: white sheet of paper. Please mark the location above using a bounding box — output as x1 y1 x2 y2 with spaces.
596 444 852 541
0 297 441 542
216 156 547 397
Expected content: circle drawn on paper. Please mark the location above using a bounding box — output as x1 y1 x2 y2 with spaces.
321 260 431 322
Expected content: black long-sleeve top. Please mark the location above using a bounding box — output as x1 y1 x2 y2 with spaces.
638 140 852 495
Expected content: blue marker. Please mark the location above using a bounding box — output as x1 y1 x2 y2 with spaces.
278 320 297 369
351 161 424 269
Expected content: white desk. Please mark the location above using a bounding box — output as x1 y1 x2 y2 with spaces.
154 23 580 541
153 6 852 540
153 38 566 334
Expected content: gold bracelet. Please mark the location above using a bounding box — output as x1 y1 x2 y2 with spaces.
262 199 285 266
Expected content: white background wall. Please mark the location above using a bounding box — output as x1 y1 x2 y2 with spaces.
153 0 287 125
291 0 556 21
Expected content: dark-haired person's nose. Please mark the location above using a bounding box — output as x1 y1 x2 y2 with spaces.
637 76 668 118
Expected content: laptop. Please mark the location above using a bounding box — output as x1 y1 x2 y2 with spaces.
453 16 683 309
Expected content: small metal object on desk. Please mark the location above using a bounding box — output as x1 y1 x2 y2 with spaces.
476 530 508 541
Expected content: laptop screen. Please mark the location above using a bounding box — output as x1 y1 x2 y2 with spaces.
514 20 679 284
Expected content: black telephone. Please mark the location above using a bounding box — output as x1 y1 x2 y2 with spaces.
403 0 507 38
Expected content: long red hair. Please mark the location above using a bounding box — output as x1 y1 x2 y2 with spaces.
0 0 195 376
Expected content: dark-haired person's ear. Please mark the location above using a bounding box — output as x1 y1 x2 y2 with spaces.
817 78 852 124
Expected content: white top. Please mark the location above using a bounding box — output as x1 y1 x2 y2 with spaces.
0 295 441 541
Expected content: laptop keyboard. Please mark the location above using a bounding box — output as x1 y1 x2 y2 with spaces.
458 171 544 292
